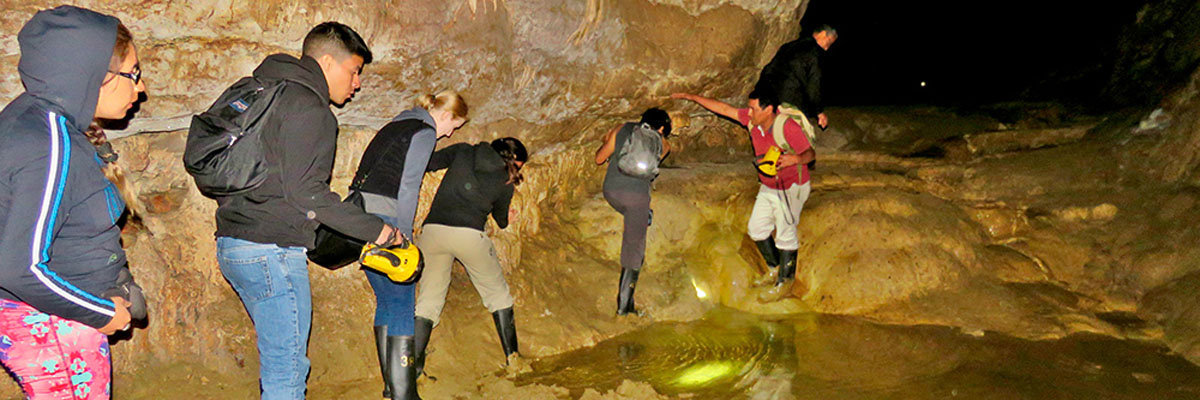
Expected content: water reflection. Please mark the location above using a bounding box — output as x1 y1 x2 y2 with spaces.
515 309 1200 399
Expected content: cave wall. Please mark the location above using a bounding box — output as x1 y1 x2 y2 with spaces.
0 0 809 395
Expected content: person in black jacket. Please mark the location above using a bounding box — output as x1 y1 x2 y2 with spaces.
354 90 468 400
753 24 837 129
211 22 400 400
412 137 528 376
0 6 145 398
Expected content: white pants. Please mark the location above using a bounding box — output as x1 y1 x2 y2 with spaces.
747 182 811 250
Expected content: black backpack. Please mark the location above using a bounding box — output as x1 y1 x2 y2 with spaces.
183 77 290 197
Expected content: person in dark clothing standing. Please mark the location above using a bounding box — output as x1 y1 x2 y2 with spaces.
753 25 837 129
0 6 146 398
594 109 672 316
413 137 528 376
211 22 399 400
355 90 468 400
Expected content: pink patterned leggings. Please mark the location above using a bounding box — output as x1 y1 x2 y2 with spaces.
0 299 110 399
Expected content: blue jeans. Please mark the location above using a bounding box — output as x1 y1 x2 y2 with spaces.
365 214 417 335
217 237 312 400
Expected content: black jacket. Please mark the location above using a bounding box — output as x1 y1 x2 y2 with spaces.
754 37 826 115
214 54 385 248
0 6 126 329
422 143 514 231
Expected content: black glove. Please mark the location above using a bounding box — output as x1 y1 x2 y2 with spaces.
102 267 147 321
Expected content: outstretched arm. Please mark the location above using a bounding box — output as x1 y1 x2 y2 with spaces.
594 125 620 165
671 93 738 121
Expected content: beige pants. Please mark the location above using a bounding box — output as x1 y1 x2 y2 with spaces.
414 224 514 326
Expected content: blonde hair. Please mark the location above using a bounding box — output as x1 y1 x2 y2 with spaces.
417 90 469 120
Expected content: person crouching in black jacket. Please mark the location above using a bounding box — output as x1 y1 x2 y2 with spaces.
413 137 528 375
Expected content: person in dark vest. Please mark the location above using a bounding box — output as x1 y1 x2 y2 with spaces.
753 24 837 130
211 22 397 400
413 137 528 376
594 108 672 316
354 91 468 400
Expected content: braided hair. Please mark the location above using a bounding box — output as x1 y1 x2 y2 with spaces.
490 137 528 186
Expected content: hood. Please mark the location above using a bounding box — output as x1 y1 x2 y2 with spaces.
392 107 436 128
474 143 506 173
17 6 119 132
252 53 328 101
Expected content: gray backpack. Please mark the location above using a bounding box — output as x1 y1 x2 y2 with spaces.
617 122 664 180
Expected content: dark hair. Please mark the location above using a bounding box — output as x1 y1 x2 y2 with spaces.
491 137 528 186
302 22 373 64
90 23 143 219
813 24 838 38
748 87 781 110
639 108 672 137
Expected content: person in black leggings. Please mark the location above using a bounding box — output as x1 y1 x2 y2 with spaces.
594 108 672 315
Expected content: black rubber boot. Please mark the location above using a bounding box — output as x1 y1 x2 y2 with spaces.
386 335 420 400
753 239 782 287
777 249 798 286
616 268 640 316
754 238 781 267
491 307 520 362
413 317 434 378
374 326 392 399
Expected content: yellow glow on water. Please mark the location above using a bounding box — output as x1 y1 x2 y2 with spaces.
674 362 736 387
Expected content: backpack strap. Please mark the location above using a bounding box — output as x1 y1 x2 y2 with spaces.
771 114 795 154
771 105 817 153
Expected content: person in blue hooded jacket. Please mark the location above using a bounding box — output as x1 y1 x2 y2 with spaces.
0 5 146 399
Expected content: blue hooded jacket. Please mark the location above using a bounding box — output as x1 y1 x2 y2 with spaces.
0 6 127 329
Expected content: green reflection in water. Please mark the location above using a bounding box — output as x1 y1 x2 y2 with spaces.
514 308 1200 399
673 361 738 387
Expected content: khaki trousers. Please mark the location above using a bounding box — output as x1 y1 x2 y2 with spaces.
414 224 514 326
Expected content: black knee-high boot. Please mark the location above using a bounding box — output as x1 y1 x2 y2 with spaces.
755 238 781 267
777 249 798 285
413 317 434 378
616 268 640 315
373 326 392 399
387 335 420 400
491 307 519 362
753 239 782 287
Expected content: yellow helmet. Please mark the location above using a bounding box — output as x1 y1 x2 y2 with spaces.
360 242 423 283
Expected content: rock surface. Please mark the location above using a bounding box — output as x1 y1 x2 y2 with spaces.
5 0 1200 398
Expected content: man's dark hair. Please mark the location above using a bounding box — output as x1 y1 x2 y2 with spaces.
748 87 781 111
640 108 672 137
302 22 373 64
813 24 838 38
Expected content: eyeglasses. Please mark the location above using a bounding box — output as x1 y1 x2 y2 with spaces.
107 64 141 85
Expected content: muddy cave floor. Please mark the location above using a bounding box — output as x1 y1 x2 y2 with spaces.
112 124 1200 399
